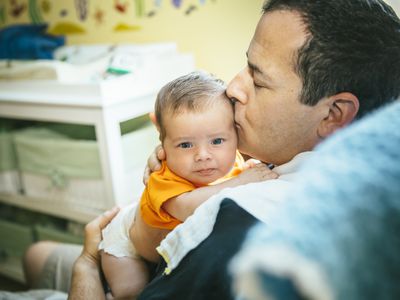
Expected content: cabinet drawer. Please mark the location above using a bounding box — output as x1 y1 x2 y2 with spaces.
0 219 34 257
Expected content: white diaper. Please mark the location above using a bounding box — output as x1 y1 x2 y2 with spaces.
98 203 138 258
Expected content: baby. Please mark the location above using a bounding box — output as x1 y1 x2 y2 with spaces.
99 71 277 299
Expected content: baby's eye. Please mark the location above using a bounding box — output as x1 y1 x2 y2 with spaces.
212 138 224 145
179 142 193 149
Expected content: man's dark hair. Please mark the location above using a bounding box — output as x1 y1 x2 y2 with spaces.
263 0 400 117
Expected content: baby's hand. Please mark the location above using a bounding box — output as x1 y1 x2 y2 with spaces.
236 163 278 185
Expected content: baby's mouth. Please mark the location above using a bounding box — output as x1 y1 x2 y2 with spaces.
196 168 216 176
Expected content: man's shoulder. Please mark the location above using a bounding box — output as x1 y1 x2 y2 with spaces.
273 151 314 178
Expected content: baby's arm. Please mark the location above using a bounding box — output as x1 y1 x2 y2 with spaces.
130 209 170 263
163 163 278 222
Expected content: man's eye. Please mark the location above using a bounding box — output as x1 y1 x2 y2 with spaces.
254 82 263 89
179 142 192 149
212 138 224 145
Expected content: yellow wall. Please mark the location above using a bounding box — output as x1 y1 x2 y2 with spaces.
386 0 400 15
3 0 398 81
0 0 264 82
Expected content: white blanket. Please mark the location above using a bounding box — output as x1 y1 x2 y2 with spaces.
156 151 313 274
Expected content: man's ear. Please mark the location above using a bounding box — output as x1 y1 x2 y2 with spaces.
317 92 359 138
149 112 161 132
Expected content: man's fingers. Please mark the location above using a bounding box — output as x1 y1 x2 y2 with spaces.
143 165 151 185
156 145 166 161
80 206 121 267
143 144 166 184
85 206 120 234
148 146 163 171
100 206 120 228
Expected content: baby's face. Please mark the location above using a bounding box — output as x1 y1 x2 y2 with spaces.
163 96 238 187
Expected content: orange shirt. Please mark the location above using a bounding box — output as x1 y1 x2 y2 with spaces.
140 152 244 230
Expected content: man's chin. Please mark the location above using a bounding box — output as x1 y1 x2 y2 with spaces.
238 144 268 163
238 144 255 160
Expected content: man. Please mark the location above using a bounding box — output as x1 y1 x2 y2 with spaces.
20 0 400 299
135 2 400 299
230 100 400 299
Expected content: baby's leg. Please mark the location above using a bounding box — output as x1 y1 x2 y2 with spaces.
101 251 149 299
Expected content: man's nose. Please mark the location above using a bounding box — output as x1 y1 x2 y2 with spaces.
226 67 250 105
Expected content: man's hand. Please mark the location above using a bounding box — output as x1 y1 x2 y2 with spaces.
81 206 120 266
143 144 166 184
69 206 120 300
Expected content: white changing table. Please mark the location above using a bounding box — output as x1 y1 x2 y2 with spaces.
0 52 194 223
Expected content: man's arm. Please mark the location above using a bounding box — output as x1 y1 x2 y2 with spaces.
163 163 278 222
68 206 120 300
69 256 106 300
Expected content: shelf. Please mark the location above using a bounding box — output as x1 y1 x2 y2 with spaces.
0 256 25 284
0 45 194 284
0 193 100 223
0 48 193 224
0 51 194 107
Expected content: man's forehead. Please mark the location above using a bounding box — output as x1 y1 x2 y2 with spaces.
247 10 308 73
253 10 307 50
246 38 290 81
246 50 276 83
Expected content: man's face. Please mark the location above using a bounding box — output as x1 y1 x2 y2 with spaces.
227 10 327 165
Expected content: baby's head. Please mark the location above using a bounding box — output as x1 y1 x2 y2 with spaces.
154 71 238 186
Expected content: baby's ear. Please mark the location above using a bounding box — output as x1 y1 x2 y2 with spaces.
149 112 157 125
149 112 161 132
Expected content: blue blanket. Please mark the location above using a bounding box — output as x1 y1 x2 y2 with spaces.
0 24 64 59
231 100 400 299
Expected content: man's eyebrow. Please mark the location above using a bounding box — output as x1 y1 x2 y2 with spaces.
246 51 273 82
246 52 263 74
